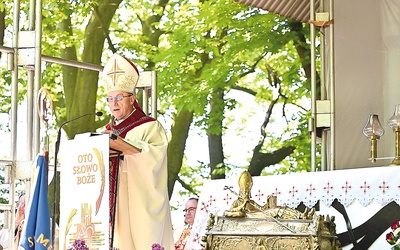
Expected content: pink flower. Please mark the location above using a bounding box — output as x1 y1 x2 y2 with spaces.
67 239 89 250
387 232 398 245
151 243 165 250
392 221 400 231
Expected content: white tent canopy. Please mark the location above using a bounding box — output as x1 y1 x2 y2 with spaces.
236 0 320 22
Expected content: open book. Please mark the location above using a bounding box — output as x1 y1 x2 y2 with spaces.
107 132 141 156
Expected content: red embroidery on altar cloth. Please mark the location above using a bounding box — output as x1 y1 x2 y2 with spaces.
360 181 370 194
379 181 389 193
341 181 352 194
289 186 298 198
306 183 316 197
324 181 334 194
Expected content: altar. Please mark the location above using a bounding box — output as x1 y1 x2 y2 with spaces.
187 166 400 249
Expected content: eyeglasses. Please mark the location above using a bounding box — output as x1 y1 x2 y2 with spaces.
106 94 133 103
183 207 197 213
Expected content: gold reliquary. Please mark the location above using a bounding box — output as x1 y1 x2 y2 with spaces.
203 171 341 250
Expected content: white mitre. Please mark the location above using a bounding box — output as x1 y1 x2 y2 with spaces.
102 53 140 94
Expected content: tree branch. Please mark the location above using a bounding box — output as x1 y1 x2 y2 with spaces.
176 176 199 197
91 3 117 54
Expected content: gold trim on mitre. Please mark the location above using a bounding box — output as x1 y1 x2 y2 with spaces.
102 53 140 94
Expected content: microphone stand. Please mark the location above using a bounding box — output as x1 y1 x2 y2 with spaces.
52 112 103 243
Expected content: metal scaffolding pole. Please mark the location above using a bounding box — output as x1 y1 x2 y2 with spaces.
2 1 158 246
329 0 335 171
309 0 335 172
7 0 21 248
310 0 317 172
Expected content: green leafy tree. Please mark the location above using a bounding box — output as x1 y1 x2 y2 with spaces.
0 0 319 216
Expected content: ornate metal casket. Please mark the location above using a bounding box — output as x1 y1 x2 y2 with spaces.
203 171 341 250
204 214 340 249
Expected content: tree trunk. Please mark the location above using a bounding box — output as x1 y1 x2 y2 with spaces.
167 109 193 197
62 0 123 138
208 88 225 180
50 0 123 225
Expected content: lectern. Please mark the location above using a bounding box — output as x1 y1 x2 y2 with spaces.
59 133 139 249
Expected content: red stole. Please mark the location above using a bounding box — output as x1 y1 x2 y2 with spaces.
105 101 155 136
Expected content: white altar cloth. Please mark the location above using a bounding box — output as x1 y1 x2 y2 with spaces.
187 165 400 249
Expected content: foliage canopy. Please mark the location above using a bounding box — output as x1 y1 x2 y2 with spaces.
0 0 319 210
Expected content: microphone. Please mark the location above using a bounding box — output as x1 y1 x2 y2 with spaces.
52 111 103 242
54 111 103 161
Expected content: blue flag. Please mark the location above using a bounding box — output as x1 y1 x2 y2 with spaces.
19 155 53 249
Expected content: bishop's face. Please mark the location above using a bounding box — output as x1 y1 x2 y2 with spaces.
107 91 135 120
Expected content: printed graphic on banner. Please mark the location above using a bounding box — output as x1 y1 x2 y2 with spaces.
59 134 109 250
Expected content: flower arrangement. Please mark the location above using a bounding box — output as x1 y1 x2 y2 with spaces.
151 243 165 250
67 239 89 250
386 221 400 249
